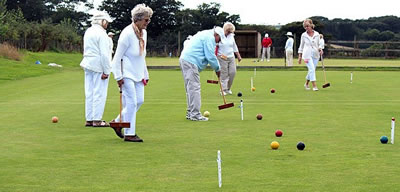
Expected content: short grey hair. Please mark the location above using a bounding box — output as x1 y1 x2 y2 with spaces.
131 4 153 22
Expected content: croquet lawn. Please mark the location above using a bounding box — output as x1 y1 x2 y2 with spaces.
1 65 400 191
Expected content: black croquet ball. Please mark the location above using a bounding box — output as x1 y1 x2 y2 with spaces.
297 142 305 150
237 92 242 97
380 136 388 144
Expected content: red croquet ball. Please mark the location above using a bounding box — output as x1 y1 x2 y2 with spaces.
270 88 275 93
256 114 263 120
52 116 59 123
275 130 283 137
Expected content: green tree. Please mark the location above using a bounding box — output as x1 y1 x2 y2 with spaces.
364 29 380 40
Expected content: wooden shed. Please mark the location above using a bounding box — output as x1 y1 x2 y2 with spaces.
234 30 261 58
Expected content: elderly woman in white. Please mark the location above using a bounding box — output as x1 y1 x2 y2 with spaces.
217 22 242 95
111 4 153 142
80 11 113 127
298 18 324 91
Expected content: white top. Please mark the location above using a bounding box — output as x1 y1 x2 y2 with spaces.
109 37 114 54
80 24 112 74
320 38 325 49
285 37 294 51
217 33 239 58
298 30 323 60
112 25 149 82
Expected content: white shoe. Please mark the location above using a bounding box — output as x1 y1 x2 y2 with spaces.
304 83 310 90
313 87 319 91
190 116 209 121
227 90 233 95
267 59 270 62
220 91 227 96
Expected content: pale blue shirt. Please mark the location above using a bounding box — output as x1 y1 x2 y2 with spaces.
285 37 294 51
180 29 220 72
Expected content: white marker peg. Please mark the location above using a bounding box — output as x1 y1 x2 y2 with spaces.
217 150 222 188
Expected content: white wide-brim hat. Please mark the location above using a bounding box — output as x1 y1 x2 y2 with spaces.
214 26 227 44
91 11 113 22
286 32 293 36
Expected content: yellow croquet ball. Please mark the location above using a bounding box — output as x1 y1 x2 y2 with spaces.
203 111 210 117
270 141 280 150
251 87 256 92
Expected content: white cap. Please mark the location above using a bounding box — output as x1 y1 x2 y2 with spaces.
286 32 293 36
91 11 113 22
265 33 269 38
108 32 115 36
214 26 226 44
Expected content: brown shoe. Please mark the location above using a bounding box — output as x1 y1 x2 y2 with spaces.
110 127 124 138
85 121 93 127
124 135 143 142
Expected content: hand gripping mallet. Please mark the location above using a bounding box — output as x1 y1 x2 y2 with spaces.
321 55 331 88
217 75 234 110
110 59 130 138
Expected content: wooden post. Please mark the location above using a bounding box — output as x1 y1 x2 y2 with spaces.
293 33 297 57
177 31 181 57
385 42 388 59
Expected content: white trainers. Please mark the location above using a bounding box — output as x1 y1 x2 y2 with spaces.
313 87 319 91
304 83 310 90
227 90 233 95
190 116 209 121
220 91 227 96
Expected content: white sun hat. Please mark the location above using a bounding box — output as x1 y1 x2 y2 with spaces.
91 11 113 22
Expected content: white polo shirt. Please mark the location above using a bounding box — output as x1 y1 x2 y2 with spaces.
217 33 239 58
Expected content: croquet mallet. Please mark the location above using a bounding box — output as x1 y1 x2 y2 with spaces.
321 55 331 88
110 59 130 138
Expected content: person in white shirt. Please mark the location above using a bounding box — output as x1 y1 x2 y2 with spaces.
183 35 192 48
107 32 115 57
217 22 242 95
298 18 323 91
285 32 294 66
319 34 325 50
110 4 153 142
80 11 113 127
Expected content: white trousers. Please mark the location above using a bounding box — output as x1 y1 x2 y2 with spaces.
218 57 236 92
285 50 293 66
84 69 109 121
305 58 319 81
261 47 271 61
179 59 202 119
115 78 144 136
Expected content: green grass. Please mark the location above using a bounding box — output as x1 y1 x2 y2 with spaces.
0 51 82 83
1 66 400 191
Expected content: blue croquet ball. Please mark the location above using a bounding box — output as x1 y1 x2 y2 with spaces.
237 92 242 97
297 142 305 150
380 136 388 144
